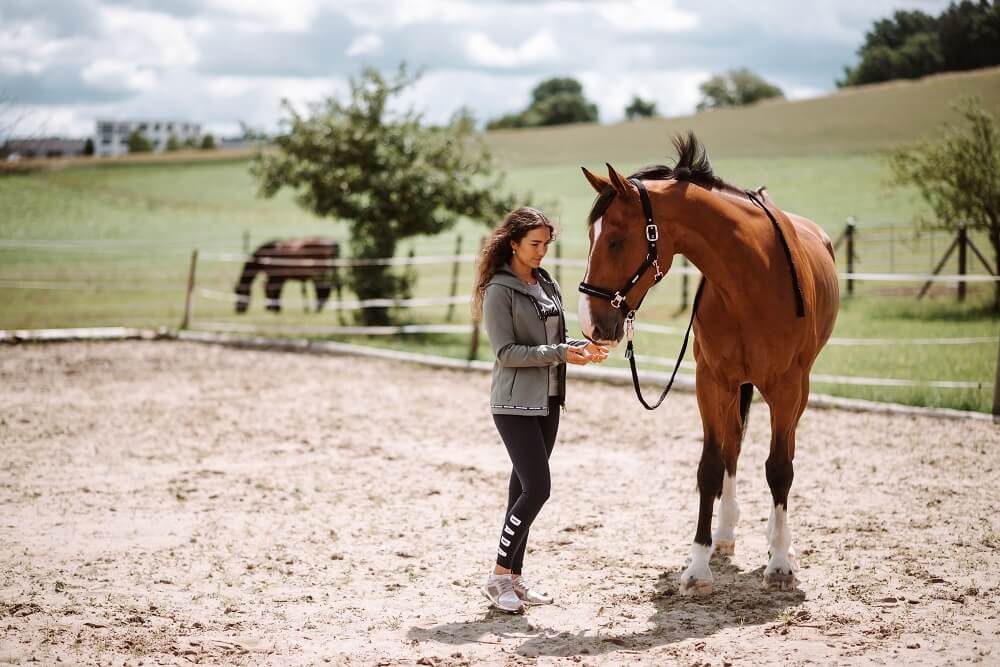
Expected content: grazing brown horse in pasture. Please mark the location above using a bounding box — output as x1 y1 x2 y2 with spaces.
578 133 839 595
234 237 342 313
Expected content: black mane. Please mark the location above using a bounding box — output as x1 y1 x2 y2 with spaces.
587 132 735 224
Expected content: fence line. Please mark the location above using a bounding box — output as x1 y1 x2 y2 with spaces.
629 354 985 389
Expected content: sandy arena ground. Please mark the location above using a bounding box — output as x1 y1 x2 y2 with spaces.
0 340 998 665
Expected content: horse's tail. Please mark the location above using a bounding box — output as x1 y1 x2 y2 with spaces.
738 383 754 439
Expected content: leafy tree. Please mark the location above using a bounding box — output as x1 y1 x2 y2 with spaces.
696 69 784 111
126 129 152 153
888 97 1000 312
530 77 584 105
486 76 598 129
938 0 1000 72
200 133 215 150
625 95 657 120
251 66 517 325
83 138 94 156
166 134 181 151
839 3 1000 87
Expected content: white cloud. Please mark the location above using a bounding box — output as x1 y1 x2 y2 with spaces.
98 5 200 68
577 69 710 122
346 32 383 58
464 31 560 68
337 0 483 30
81 60 157 92
597 0 699 33
202 0 323 32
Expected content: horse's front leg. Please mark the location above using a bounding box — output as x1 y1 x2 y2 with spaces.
680 369 733 596
761 376 806 591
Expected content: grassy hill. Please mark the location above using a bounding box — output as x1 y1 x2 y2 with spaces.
485 66 1000 166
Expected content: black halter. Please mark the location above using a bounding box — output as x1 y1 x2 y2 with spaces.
578 178 665 315
578 177 699 410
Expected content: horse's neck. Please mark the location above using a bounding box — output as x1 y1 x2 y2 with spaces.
667 187 766 307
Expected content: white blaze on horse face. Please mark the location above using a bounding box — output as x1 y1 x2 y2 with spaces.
713 473 739 555
578 217 602 341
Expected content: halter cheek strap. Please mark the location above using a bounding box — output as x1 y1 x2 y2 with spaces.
577 178 664 315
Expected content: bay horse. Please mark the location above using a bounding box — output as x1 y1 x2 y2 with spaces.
234 237 342 313
578 133 839 595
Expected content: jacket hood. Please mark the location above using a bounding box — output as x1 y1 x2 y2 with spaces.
487 264 558 296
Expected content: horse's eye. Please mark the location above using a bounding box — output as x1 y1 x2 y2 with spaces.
608 237 625 252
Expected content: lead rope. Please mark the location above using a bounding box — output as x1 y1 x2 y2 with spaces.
624 277 704 410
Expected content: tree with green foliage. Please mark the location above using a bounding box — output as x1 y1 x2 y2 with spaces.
888 97 1000 312
251 66 516 325
166 134 181 151
696 69 784 112
83 138 94 156
839 2 1000 87
126 129 152 153
624 96 657 120
486 77 598 129
200 133 215 150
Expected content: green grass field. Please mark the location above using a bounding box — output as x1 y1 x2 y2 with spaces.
1 68 998 412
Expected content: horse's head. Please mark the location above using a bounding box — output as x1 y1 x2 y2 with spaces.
578 163 675 346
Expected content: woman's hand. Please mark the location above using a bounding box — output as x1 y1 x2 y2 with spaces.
583 342 609 363
565 346 592 365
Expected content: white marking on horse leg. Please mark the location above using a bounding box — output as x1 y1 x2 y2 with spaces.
713 473 739 556
680 543 714 596
764 505 798 590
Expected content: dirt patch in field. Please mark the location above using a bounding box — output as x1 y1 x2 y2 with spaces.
0 341 997 665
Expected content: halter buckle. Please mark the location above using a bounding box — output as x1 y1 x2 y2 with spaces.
625 311 636 341
645 224 658 242
610 292 624 309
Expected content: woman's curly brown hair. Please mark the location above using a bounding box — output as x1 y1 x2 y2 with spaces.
471 207 557 320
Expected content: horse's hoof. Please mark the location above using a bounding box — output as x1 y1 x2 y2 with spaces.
763 570 798 591
679 576 713 596
713 539 735 557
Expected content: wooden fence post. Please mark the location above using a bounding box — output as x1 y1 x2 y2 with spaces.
555 240 562 286
680 257 690 311
957 225 967 303
446 234 463 322
468 236 486 361
181 249 198 329
845 218 856 297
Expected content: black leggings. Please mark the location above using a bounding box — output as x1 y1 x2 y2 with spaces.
492 397 560 573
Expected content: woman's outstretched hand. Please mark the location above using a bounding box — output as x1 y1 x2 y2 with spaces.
566 343 610 365
583 342 609 363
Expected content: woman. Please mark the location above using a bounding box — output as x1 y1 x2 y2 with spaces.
472 207 608 614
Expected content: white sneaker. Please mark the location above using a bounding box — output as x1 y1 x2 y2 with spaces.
512 575 554 605
481 573 524 613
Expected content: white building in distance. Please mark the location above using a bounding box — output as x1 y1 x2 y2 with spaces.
95 119 202 156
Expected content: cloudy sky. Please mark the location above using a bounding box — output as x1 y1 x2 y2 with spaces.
2 0 955 138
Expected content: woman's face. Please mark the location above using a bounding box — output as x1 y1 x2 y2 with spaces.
511 226 553 269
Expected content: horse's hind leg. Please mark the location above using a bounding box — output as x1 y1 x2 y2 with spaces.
713 383 753 556
761 375 807 591
680 369 743 596
265 276 283 312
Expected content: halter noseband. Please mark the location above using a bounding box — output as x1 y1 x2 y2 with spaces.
578 177 664 318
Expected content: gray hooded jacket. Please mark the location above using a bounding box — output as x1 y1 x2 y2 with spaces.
483 265 587 416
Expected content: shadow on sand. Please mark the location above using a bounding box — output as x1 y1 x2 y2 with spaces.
408 557 806 658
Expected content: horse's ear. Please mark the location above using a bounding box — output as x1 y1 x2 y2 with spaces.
605 163 631 195
581 166 608 194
